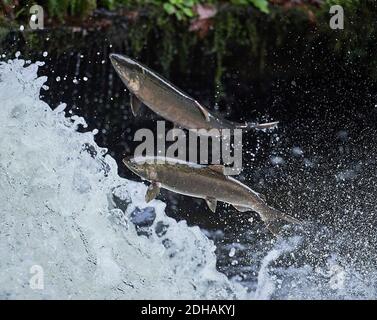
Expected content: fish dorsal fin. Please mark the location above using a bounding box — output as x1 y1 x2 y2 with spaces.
145 182 161 203
232 205 250 212
209 164 225 174
130 94 145 116
205 197 217 213
194 100 211 122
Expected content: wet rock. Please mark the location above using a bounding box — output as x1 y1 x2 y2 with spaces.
130 207 156 228
82 143 97 158
155 221 169 237
162 238 173 249
136 228 153 238
111 185 132 212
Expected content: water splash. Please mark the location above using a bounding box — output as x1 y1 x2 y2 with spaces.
0 58 246 299
214 222 377 299
1 57 376 300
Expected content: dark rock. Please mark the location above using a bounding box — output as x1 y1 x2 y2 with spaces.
130 207 156 228
111 185 132 212
162 238 173 249
82 143 97 158
136 228 153 238
155 221 169 237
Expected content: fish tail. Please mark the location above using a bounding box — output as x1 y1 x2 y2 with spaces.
259 206 301 236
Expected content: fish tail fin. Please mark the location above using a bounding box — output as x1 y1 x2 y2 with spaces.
237 121 279 131
260 206 301 236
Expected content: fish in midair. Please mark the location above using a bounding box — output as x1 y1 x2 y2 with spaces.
123 156 300 235
110 53 278 133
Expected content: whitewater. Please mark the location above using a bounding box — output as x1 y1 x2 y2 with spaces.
0 57 376 299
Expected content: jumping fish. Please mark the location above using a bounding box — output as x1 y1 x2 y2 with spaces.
123 156 300 235
110 53 278 133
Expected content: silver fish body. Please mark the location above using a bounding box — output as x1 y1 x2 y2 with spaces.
110 53 277 132
124 156 300 235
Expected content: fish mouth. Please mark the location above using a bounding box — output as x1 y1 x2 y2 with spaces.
109 54 137 70
109 53 141 91
123 157 139 177
109 53 123 65
109 54 126 74
122 155 134 167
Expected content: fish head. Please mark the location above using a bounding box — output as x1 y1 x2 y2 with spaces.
109 54 143 93
122 156 158 181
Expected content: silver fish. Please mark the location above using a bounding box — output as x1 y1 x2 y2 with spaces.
110 53 278 132
123 156 300 235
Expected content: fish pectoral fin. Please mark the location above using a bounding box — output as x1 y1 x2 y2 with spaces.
209 164 225 174
232 205 251 212
145 182 161 203
130 94 145 116
194 100 211 122
205 197 217 213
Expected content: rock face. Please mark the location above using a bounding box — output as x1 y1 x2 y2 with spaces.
0 58 246 299
130 207 156 228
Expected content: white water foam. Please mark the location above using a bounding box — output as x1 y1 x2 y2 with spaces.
0 58 247 299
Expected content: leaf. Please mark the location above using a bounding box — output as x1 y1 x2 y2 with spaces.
184 0 195 7
163 3 176 15
176 11 183 20
250 0 270 14
182 7 194 17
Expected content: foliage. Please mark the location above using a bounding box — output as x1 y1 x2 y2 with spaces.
0 1 271 22
161 0 194 21
325 0 360 7
43 0 97 20
230 0 269 14
2 0 376 98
